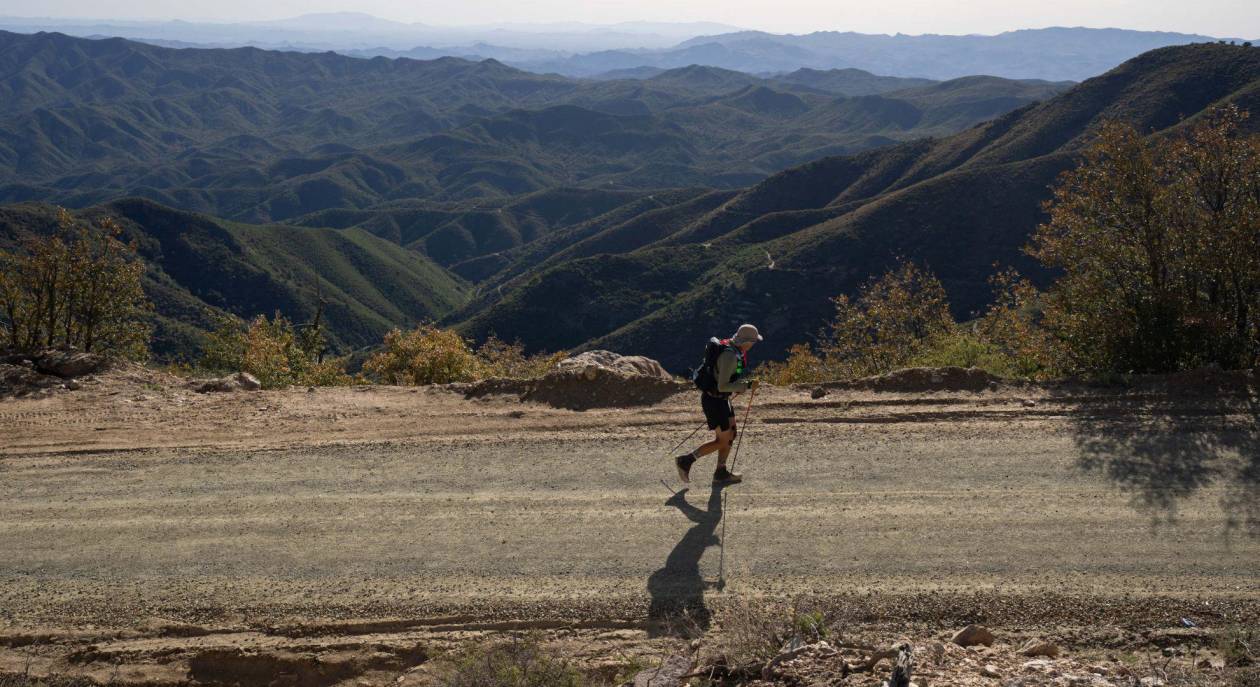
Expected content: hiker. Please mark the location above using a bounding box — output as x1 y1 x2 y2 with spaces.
676 324 762 485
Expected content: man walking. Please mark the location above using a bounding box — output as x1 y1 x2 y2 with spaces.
675 324 762 485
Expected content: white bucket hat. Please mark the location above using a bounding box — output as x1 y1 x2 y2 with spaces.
731 323 763 345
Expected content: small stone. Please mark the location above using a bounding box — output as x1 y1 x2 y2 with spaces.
952 624 995 647
1160 647 1177 657
980 664 1001 678
1021 639 1061 657
1022 398 1037 407
811 386 827 399
1023 659 1053 672
1138 678 1164 687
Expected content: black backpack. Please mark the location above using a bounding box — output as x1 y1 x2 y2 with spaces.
690 337 728 393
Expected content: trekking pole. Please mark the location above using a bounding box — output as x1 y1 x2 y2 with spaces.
727 385 756 472
668 421 708 456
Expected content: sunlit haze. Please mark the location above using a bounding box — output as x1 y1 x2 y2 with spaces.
3 0 1258 37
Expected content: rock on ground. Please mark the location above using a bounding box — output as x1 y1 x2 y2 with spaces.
34 350 108 378
195 372 262 393
1021 638 1061 657
522 350 686 410
632 654 691 687
952 624 996 647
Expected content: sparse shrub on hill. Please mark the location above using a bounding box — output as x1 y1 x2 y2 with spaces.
199 309 352 389
363 325 564 386
823 260 955 379
0 209 151 360
761 261 954 384
1031 106 1260 373
762 263 1067 384
475 335 567 379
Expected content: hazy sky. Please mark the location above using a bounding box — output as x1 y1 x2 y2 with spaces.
3 0 1258 37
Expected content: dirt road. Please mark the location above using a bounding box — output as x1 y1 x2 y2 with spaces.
1 373 1257 683
4 375 1258 622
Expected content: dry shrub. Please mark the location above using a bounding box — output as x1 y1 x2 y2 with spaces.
364 326 563 386
476 335 566 379
199 310 351 389
364 324 481 385
760 261 952 385
431 634 586 687
708 597 832 666
763 264 1069 384
0 675 95 687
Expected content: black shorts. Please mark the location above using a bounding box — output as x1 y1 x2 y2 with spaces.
701 393 735 431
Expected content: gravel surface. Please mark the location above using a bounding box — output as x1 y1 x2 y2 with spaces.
0 375 1256 684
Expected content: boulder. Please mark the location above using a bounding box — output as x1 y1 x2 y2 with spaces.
523 351 686 410
633 654 691 687
1021 639 1061 657
952 624 995 647
554 350 672 381
34 350 107 378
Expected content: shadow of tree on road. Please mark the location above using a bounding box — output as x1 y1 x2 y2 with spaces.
646 483 728 637
1056 372 1259 536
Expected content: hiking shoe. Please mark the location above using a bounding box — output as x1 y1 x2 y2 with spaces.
675 453 696 483
713 466 743 484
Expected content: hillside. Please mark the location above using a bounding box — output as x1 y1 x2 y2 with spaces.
454 43 1260 370
0 31 1068 223
0 199 469 358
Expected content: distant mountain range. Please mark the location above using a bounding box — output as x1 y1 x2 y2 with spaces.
1 32 1257 366
1 15 1253 81
0 14 744 52
518 27 1257 81
0 31 1067 224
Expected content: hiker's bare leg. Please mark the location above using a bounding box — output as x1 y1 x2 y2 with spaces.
717 422 736 467
694 425 733 459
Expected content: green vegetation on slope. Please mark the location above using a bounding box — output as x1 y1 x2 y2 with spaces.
0 199 469 359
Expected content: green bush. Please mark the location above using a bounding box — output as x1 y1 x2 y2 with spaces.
1031 106 1260 373
0 209 151 359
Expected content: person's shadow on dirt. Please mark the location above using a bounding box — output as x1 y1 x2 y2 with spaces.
646 482 727 637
